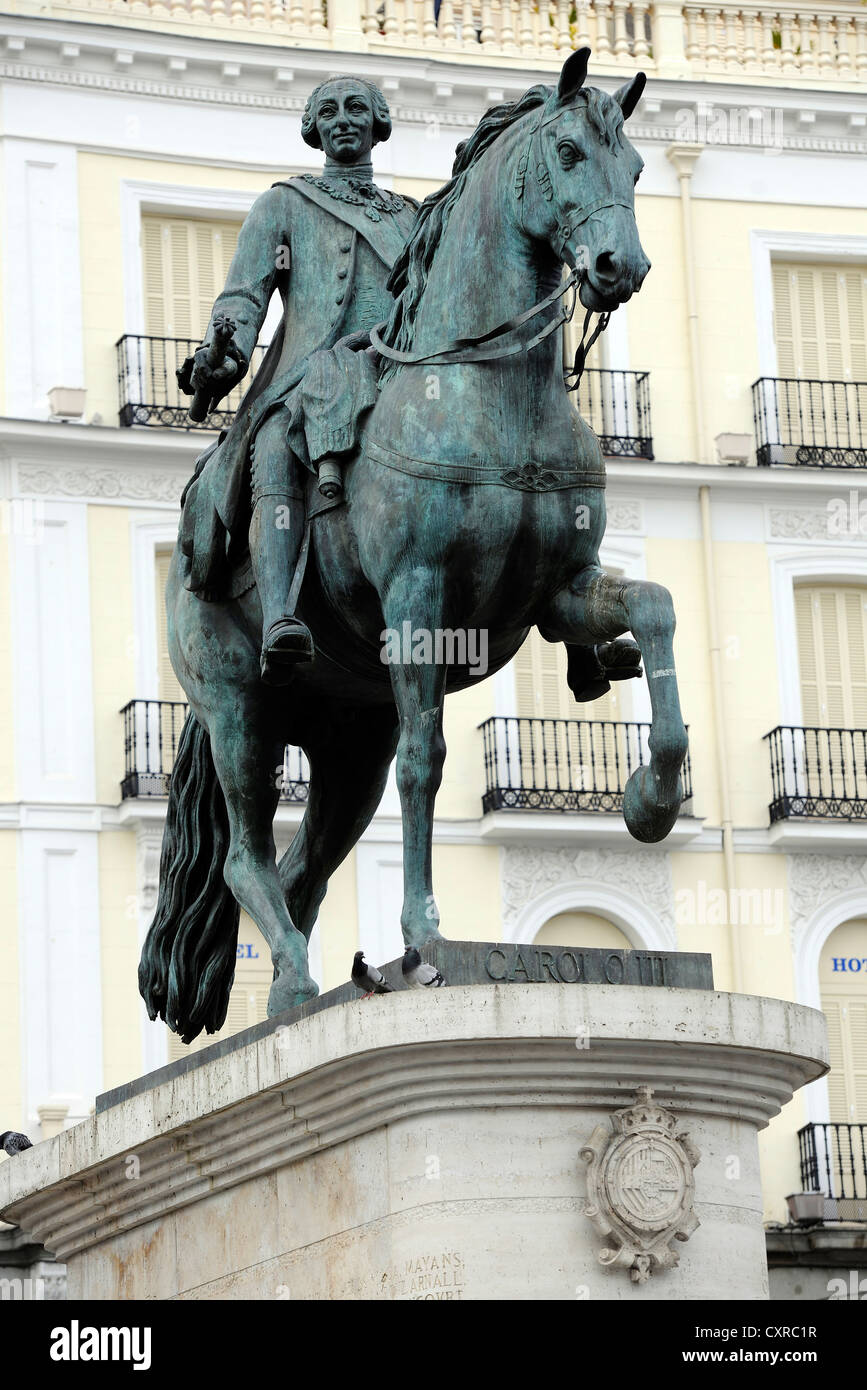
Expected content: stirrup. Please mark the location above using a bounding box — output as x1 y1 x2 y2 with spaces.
260 618 314 685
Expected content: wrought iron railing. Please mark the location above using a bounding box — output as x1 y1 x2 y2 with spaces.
573 369 653 459
752 376 867 468
120 699 309 802
799 1123 867 1222
479 716 693 814
764 725 867 823
116 335 268 430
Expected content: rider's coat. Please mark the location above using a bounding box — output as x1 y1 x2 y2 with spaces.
179 177 417 595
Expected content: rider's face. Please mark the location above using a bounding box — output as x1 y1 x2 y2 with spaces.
315 84 376 165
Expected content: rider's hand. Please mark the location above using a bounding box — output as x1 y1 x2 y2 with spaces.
189 344 242 399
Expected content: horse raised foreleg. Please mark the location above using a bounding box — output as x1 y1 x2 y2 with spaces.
541 569 688 843
208 713 318 1013
382 581 448 947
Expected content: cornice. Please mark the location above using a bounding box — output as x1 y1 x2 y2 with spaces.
0 984 827 1260
1 16 865 154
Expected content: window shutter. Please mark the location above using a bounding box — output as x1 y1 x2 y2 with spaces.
823 1000 848 1122
773 262 867 381
794 589 820 725
514 631 618 721
795 585 867 728
142 215 242 343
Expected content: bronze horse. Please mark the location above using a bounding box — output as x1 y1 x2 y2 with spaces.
140 50 688 1043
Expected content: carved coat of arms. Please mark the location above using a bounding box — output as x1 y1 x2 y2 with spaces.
580 1085 700 1284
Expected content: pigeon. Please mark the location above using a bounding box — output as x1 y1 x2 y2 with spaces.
351 951 393 999
0 1131 33 1156
402 947 446 989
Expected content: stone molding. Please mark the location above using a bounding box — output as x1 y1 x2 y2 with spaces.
501 845 677 949
787 852 867 956
604 499 643 533
17 463 186 504
768 506 834 541
0 986 827 1261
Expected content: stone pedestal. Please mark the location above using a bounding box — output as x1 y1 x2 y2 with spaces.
0 984 826 1300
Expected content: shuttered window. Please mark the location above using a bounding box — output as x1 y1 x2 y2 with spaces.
513 623 629 796
795 586 867 728
820 920 867 1124
167 924 272 1062
772 262 867 381
142 215 241 340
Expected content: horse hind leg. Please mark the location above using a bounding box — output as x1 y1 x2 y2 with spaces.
208 710 318 1014
277 704 400 941
540 569 688 842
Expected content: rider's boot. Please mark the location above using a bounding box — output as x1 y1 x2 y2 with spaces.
249 491 314 685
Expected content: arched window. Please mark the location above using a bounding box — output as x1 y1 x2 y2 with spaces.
533 910 633 953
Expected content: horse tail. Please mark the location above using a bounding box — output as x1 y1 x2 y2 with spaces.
138 712 240 1045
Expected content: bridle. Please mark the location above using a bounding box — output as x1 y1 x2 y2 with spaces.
370 96 635 390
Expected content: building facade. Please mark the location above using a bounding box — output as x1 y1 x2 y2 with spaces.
0 0 865 1296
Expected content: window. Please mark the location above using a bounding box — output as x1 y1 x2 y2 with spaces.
819 920 867 1124
795 585 867 728
772 262 867 381
142 214 241 340
513 614 628 794
534 911 632 952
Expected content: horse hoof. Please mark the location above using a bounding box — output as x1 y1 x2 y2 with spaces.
623 766 682 843
403 926 445 949
267 974 319 1017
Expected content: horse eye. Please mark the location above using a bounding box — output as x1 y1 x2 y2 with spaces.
558 142 584 168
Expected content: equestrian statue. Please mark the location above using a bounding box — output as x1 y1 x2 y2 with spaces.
139 51 689 1045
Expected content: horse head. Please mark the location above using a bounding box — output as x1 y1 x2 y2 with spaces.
518 48 650 312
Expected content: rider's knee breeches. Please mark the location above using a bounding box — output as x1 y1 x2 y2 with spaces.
250 410 303 508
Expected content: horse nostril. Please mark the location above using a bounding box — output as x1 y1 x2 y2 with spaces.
595 250 618 281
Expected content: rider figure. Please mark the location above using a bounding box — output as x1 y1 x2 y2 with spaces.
178 78 418 684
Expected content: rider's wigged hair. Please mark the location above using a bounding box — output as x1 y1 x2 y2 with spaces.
301 77 392 149
380 85 624 369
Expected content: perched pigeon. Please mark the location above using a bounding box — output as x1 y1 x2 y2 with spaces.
351 951 393 999
402 947 446 989
0 1131 33 1156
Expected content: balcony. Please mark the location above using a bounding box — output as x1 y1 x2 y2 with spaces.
479 715 699 843
9 0 867 87
799 1123 867 1222
120 699 309 802
573 369 653 460
752 377 867 468
764 725 867 823
117 335 267 431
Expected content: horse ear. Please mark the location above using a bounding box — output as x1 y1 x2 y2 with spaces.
557 47 591 104
613 72 646 120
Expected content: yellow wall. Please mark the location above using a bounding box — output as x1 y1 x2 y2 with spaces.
432 842 502 942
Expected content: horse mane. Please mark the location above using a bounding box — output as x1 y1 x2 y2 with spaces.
380 83 625 364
